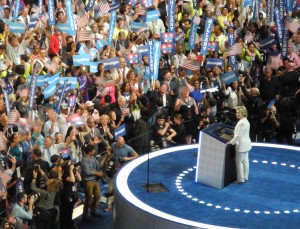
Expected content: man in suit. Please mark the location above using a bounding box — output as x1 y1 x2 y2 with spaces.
227 106 252 184
85 117 106 155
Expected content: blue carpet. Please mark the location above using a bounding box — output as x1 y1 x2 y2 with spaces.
127 146 300 229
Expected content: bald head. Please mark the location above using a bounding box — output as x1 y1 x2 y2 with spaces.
117 136 125 147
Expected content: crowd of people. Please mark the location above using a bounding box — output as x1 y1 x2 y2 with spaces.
0 0 299 228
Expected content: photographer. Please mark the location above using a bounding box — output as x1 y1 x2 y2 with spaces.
259 106 280 142
31 165 60 229
11 192 34 227
60 159 81 229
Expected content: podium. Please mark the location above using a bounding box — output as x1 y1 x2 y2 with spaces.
195 123 236 189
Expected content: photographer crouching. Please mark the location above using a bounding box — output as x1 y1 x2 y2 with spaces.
31 165 60 229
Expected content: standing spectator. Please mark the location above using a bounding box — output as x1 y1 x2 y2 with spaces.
49 27 62 59
174 86 198 144
80 145 104 221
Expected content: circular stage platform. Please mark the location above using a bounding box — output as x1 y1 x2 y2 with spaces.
114 143 300 229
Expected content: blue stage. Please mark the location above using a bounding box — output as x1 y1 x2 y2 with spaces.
114 143 300 229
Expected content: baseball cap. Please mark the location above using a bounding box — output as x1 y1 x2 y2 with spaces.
85 101 94 107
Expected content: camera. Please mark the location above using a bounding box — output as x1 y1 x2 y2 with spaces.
33 164 39 172
29 192 40 201
105 159 115 178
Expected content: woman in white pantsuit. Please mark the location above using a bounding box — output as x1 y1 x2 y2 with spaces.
228 106 252 184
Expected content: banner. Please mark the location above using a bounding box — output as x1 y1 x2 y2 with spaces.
206 58 223 69
85 0 95 10
57 81 67 113
38 0 43 16
28 75 37 112
168 0 176 32
274 8 283 47
152 40 161 80
220 71 238 85
277 0 284 19
266 0 274 25
281 27 289 58
47 72 60 85
56 23 71 34
114 124 126 140
148 40 154 75
146 10 160 22
131 22 148 32
73 54 91 66
7 22 26 34
14 0 20 21
227 33 236 68
252 0 260 22
107 11 117 45
3 89 10 113
28 14 38 29
200 18 214 55
43 84 57 99
68 94 76 107
101 57 120 70
48 0 55 26
66 0 76 35
188 19 198 50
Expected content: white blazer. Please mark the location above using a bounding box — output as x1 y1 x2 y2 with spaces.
230 117 252 153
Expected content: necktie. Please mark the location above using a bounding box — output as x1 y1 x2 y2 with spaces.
47 149 52 166
94 34 97 45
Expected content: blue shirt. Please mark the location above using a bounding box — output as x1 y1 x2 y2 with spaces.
111 142 135 163
81 155 103 181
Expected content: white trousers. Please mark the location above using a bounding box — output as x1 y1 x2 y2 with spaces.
235 151 249 182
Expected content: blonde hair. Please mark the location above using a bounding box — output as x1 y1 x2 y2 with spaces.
100 114 110 123
236 106 248 117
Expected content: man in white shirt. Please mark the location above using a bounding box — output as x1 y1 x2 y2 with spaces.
43 109 60 138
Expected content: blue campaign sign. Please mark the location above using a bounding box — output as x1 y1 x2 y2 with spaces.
56 23 71 34
114 124 126 140
244 0 253 7
8 22 26 34
43 84 57 99
146 10 160 22
89 62 101 73
101 57 120 70
200 18 214 55
131 22 148 32
206 58 223 69
138 45 149 56
220 71 238 85
59 77 78 89
73 54 91 66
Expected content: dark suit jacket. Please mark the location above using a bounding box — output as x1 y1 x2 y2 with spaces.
146 90 172 117
158 1 167 22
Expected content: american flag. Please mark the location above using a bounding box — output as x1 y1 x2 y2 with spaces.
180 59 200 71
4 80 14 94
285 16 300 33
75 0 86 17
76 13 90 29
244 32 253 43
0 134 7 151
225 43 243 56
0 170 12 187
40 15 48 28
99 0 111 14
77 30 91 42
8 110 20 125
267 54 283 70
193 16 201 25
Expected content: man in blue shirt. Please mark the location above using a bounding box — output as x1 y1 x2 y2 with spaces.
81 145 104 221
